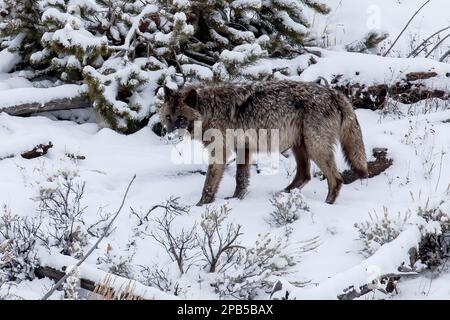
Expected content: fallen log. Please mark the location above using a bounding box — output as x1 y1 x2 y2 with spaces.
269 227 423 300
333 72 450 110
21 142 53 159
0 84 91 116
35 266 96 292
337 270 418 300
342 148 393 184
3 95 92 116
271 270 417 300
35 266 144 300
300 50 450 110
34 257 175 300
2 53 448 117
405 71 438 82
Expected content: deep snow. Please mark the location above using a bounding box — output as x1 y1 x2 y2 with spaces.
0 98 449 299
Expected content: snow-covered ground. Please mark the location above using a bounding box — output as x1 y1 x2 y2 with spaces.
0 0 449 300
0 97 449 299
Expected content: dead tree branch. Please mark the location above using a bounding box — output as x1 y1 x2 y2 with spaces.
408 25 450 58
35 266 96 292
130 196 189 227
0 95 91 116
440 49 450 62
337 272 418 300
332 71 450 110
425 33 450 58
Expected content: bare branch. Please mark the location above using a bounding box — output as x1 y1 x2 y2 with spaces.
149 198 198 274
440 48 450 62
425 33 450 58
198 205 244 273
408 25 450 58
383 0 431 57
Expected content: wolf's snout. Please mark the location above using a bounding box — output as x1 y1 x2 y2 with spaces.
165 128 188 144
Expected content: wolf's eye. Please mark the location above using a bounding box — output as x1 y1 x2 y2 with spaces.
166 115 171 120
178 116 186 122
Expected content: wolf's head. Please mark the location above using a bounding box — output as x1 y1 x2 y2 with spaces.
160 86 202 136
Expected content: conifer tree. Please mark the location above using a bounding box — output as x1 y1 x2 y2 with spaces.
36 0 109 82
83 2 195 133
157 0 331 80
0 0 48 67
0 0 330 133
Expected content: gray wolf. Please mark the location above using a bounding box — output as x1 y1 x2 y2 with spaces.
160 81 368 206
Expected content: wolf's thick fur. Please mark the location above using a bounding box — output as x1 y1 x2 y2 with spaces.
160 81 368 206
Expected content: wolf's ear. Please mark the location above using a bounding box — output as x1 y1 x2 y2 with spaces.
163 86 174 99
184 88 198 109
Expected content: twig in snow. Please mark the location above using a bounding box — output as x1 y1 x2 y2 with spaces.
426 33 450 58
65 153 86 161
40 174 137 300
130 196 190 227
435 149 446 192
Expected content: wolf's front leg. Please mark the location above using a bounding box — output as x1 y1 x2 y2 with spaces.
196 163 226 206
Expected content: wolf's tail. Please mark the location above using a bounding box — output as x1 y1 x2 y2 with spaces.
335 92 369 178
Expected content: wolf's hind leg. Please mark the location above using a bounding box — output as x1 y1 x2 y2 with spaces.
197 163 226 206
285 143 311 192
230 148 251 200
309 147 343 204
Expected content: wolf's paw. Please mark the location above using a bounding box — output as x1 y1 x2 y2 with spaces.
280 188 292 193
325 180 343 205
284 178 310 194
196 195 215 206
282 187 294 194
225 190 248 201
